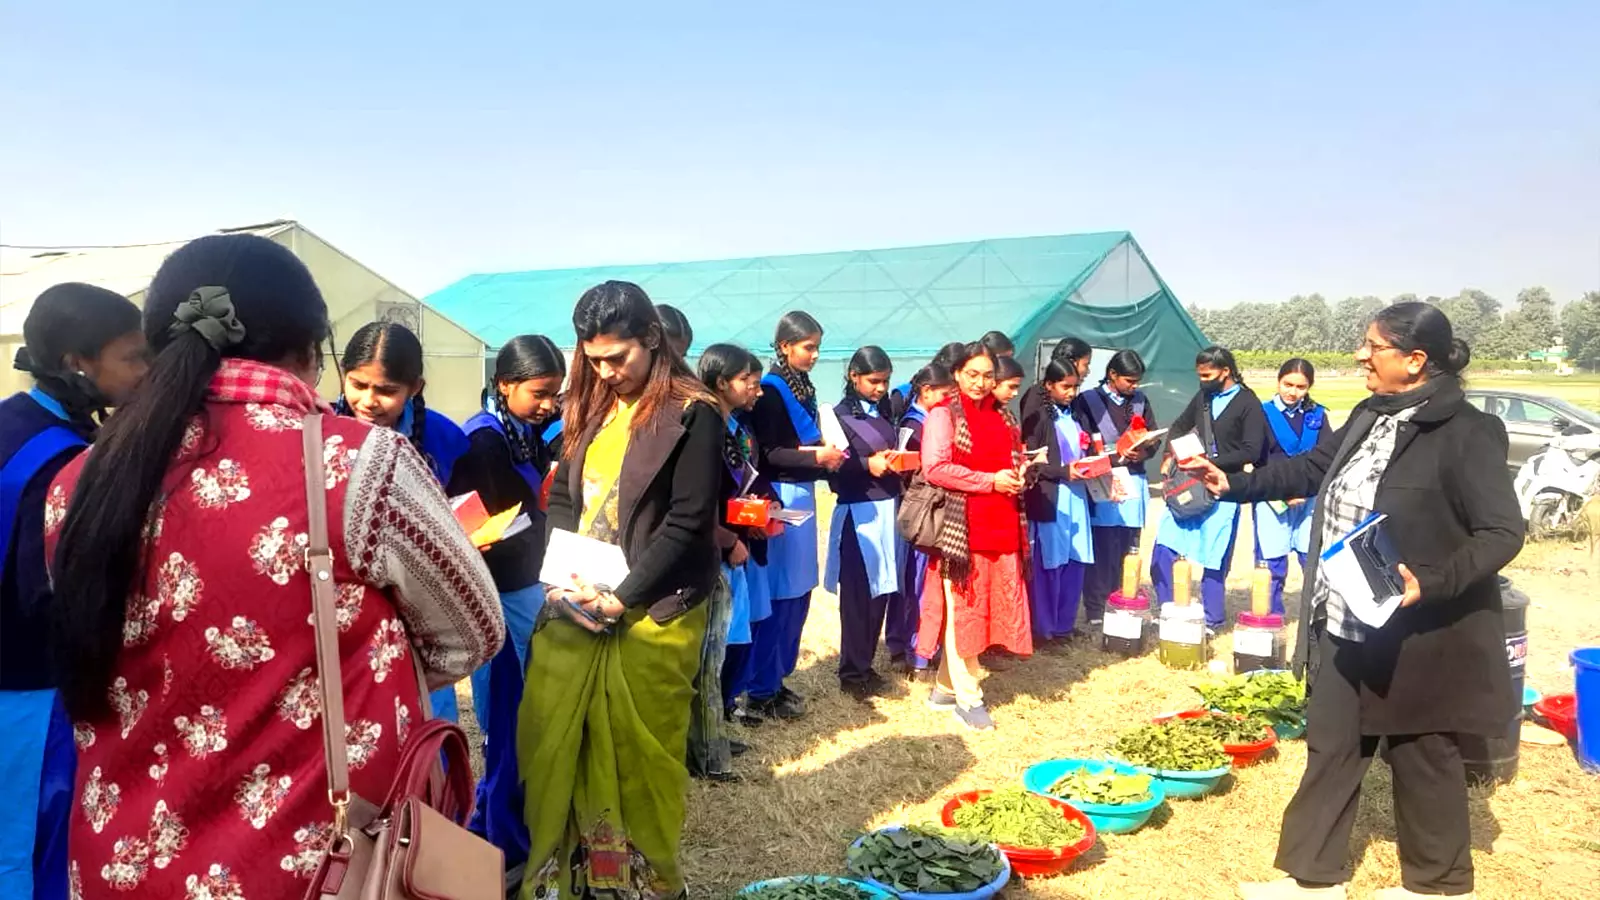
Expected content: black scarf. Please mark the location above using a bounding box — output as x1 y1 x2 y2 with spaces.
1364 376 1449 417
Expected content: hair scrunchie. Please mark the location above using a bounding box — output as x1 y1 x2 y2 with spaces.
168 286 246 350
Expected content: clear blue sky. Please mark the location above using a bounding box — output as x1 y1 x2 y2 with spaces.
2 1 1596 308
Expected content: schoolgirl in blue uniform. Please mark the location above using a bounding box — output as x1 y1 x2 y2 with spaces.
452 335 566 865
1 283 146 900
1024 360 1095 643
335 321 473 717
887 341 967 425
823 347 904 700
1071 350 1159 625
698 344 777 731
746 312 845 720
1253 358 1335 615
1151 346 1267 629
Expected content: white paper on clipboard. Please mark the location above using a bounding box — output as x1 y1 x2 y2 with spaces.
539 529 631 593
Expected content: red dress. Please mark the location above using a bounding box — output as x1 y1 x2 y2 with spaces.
45 360 502 900
916 394 1032 659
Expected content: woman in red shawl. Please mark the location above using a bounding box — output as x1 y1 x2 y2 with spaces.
45 233 503 900
917 341 1031 731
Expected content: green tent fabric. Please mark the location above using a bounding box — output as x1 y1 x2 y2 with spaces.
425 231 1207 421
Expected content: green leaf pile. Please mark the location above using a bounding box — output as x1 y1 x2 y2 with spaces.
1193 671 1307 732
743 877 879 900
948 787 1087 849
1173 711 1273 746
1049 768 1154 806
847 827 1005 895
1110 722 1230 771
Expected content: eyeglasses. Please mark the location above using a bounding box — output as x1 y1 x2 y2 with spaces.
959 369 996 383
1359 339 1400 355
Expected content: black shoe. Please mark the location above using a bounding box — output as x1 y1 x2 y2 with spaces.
730 739 750 756
761 687 805 719
841 679 874 701
730 704 764 728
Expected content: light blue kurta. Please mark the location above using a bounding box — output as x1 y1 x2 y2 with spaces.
824 497 901 598
1034 413 1096 569
766 481 819 600
1255 499 1316 558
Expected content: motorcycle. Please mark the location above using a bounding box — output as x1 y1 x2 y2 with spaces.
1514 427 1600 540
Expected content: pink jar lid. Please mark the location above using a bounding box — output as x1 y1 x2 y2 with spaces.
1237 612 1285 628
1108 589 1151 611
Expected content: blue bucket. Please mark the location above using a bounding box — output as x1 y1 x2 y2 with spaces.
848 828 1011 900
1022 758 1166 834
1574 647 1600 773
740 876 896 898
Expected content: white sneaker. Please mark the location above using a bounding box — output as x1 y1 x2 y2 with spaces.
1372 888 1475 900
1239 878 1347 900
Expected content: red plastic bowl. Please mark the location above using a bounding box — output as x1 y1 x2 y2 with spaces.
1153 709 1278 767
1535 694 1577 740
940 790 1097 878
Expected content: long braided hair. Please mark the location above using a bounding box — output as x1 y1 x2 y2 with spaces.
771 311 823 417
14 283 143 436
841 345 893 418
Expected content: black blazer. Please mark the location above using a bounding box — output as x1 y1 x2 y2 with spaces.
1168 386 1267 474
548 399 723 620
1225 381 1524 736
750 372 829 483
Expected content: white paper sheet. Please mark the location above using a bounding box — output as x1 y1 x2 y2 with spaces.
769 508 815 526
818 403 851 451
1169 432 1205 461
896 427 914 452
1319 513 1404 628
539 529 632 593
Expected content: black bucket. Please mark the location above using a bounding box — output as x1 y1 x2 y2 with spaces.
1460 576 1528 789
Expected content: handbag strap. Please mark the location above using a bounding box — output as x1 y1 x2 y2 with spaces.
301 414 356 837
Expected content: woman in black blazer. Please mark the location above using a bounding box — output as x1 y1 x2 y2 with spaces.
1185 303 1523 900
521 281 724 900
1151 346 1268 629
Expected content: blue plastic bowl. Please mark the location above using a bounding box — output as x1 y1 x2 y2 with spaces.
1109 759 1232 800
1022 758 1167 835
847 828 1012 900
740 876 896 898
1523 685 1542 709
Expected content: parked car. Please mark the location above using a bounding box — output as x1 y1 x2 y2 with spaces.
1464 389 1600 471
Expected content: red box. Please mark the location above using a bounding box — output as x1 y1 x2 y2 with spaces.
1070 453 1113 480
884 450 921 473
726 497 772 528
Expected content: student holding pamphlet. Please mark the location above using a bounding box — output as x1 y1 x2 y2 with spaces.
1023 359 1096 643
1254 358 1338 615
1182 302 1524 900
746 311 844 721
521 282 723 900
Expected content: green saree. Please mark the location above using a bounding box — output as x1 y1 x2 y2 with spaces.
517 602 709 900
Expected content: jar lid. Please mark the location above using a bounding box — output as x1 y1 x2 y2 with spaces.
1237 612 1285 628
1108 589 1150 611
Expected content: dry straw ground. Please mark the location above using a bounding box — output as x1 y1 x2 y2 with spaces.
675 505 1600 900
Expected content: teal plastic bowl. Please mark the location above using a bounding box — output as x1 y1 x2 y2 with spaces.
1270 719 1307 741
740 876 896 898
1022 758 1167 835
1110 759 1232 800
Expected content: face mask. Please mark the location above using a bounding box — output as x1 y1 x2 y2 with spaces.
1199 377 1226 396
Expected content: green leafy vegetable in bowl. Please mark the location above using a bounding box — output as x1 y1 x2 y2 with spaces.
1111 722 1230 771
1192 671 1307 731
848 827 1005 895
1049 769 1154 806
1174 711 1273 745
948 787 1086 849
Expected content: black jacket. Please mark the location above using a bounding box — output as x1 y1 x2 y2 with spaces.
1168 385 1268 474
1070 386 1160 477
750 372 829 484
826 399 902 504
1225 381 1524 736
1023 403 1082 523
548 399 723 621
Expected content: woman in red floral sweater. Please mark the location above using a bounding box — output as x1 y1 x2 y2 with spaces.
45 233 502 900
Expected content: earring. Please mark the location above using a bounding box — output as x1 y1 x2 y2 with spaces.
76 370 88 377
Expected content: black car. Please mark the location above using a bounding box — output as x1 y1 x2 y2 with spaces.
1464 389 1600 470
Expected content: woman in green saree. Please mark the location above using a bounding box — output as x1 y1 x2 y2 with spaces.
520 281 725 900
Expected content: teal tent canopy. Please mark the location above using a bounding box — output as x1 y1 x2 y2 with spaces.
426 231 1207 421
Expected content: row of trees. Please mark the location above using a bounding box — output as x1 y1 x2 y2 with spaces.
1186 288 1600 368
